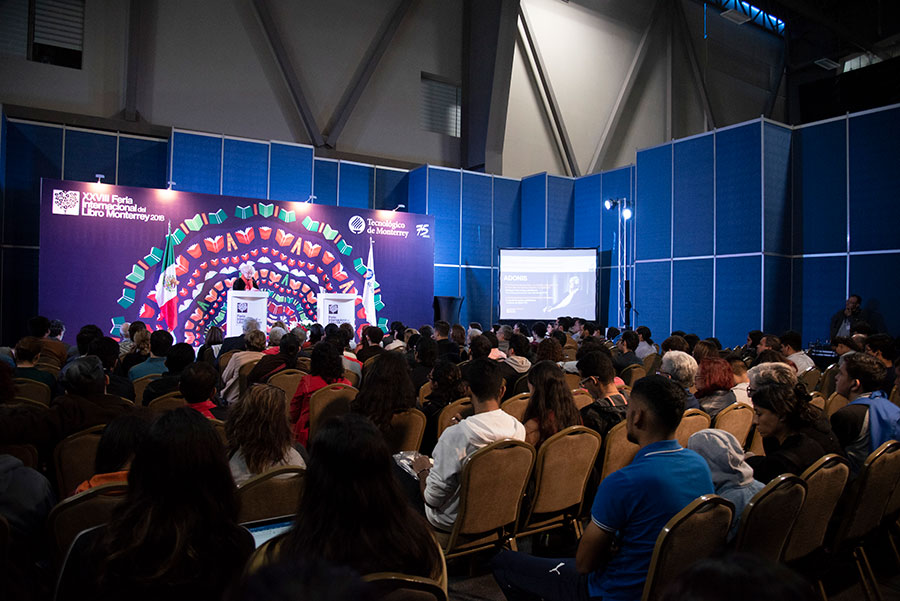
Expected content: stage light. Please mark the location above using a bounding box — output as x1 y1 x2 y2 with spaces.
303 194 316 204
604 199 614 210
95 174 106 183
167 181 176 190
391 204 406 212
622 207 632 220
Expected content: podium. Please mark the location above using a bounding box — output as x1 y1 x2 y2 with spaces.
433 296 463 324
226 290 268 336
317 293 357 328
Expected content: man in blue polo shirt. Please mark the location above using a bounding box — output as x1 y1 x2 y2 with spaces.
492 375 714 601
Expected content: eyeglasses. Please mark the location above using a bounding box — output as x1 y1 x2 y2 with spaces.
657 371 671 378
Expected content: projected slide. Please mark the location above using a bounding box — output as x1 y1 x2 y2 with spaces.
499 249 597 320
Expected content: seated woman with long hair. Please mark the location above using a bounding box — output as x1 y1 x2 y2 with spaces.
73 413 150 496
248 413 442 581
694 357 738 420
117 328 150 376
196 326 224 365
226 384 306 485
522 360 581 448
420 358 469 455
351 351 416 439
745 381 827 483
290 341 350 447
57 408 253 600
535 338 564 364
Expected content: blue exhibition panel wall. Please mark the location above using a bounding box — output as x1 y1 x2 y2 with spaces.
461 171 492 266
635 144 671 261
792 120 846 255
375 167 408 211
492 176 521 251
63 129 117 184
313 159 338 206
715 255 761 347
633 261 670 342
850 253 900 337
222 138 268 199
427 167 462 266
338 162 374 209
672 259 713 338
407 166 427 215
715 123 761 255
673 134 714 258
4 121 62 246
763 255 791 335
763 123 792 255
170 131 221 195
268 142 313 202
461 267 492 328
546 175 574 248
117 136 168 189
573 172 601 248
520 174 546 248
792 256 846 345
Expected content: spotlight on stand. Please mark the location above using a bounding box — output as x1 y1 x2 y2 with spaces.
604 198 615 210
303 194 317 204
622 207 632 220
95 174 106 184
391 203 406 212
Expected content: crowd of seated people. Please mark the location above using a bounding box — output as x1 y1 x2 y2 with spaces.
0 311 898 600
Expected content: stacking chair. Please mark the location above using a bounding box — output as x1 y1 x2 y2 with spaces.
35 355 62 377
810 392 826 411
237 359 261 399
620 364 646 387
818 363 839 399
734 474 807 562
210 419 228 446
562 346 578 362
825 440 900 601
890 385 899 409
13 378 52 406
783 455 850 563
799 366 822 393
641 495 734 601
675 409 711 448
237 466 305 524
825 392 849 418
500 393 530 422
308 384 358 442
217 349 237 372
54 425 105 496
147 390 186 414
713 403 754 448
598 421 639 481
564 372 583 391
513 374 530 395
572 389 595 411
436 397 473 438
434 440 535 560
132 374 158 406
386 408 427 453
268 369 306 418
0 444 39 468
343 369 360 387
643 353 661 376
296 356 312 373
418 381 433 405
363 573 448 601
516 426 602 540
47 482 127 560
746 426 766 456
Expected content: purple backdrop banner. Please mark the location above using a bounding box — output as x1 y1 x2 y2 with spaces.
39 179 434 345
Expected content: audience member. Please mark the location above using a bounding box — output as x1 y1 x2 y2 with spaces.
412 359 526 530
226 384 305 484
220 317 262 355
88 336 134 401
419 359 468 456
695 358 738 420
118 328 150 376
13 336 59 396
752 348 790 368
522 361 581 448
578 351 629 440
660 334 690 354
118 321 147 359
635 326 656 359
221 329 266 405
27 315 68 367
248 333 301 385
451 324 468 360
727 353 751 406
142 342 196 406
864 333 897 393
483 331 506 360
410 336 438 392
683 333 700 353
497 324 513 354
613 330 642 373
128 330 174 381
688 429 765 540
290 342 351 447
352 352 416 439
831 335 860 361
180 362 227 420
491 376 713 601
606 326 621 341
73 413 150 495
743 329 764 362
531 321 548 346
830 294 869 341
355 326 386 363
660 351 700 410
757 334 782 355
237 558 376 601
461 335 493 383
692 339 719 363
434 320 460 362
60 324 105 379
781 330 814 373
56 408 253 600
535 337 564 363
264 326 287 355
497 333 533 400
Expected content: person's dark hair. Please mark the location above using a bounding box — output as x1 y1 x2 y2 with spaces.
752 349 789 367
583 322 598 337
524 361 581 443
531 321 547 339
621 330 639 352
747 330 764 347
226 384 293 474
483 331 500 349
415 336 438 368
660 553 817 601
550 329 567 348
576 338 610 361
556 316 573 331
469 321 483 331
277 414 440 578
14 337 43 363
179 362 218 404
88 337 122 371
390 321 406 341
307 323 325 345
536 338 564 363
450 324 466 346
671 330 686 338
514 322 528 336
692 340 719 363
127 321 147 341
49 319 65 337
469 335 492 360
323 323 340 340
683 333 700 352
434 320 450 338
65 356 106 395
339 322 355 346
466 358 504 401
726 353 748 376
352 352 415 434
246 329 266 352
279 333 300 358
311 341 345 382
831 336 860 352
761 335 782 353
364 326 384 346
418 324 434 339
850 321 874 336
661 335 690 353
95 414 151 474
165 343 196 373
636 326 653 344
508 333 530 358
704 337 722 351
631 375 686 434
849 293 863 305
606 327 621 340
866 333 896 359
204 326 224 346
97 408 245 591
407 332 421 349
428 359 467 405
237 558 376 601
27 316 50 337
76 324 104 355
577 351 616 384
695 358 735 398
780 330 802 352
149 329 174 357
843 352 888 393
751 381 817 430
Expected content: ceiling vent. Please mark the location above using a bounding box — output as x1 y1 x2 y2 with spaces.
814 58 841 70
720 8 752 25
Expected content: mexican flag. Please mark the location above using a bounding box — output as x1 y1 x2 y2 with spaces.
155 222 178 331
362 237 376 326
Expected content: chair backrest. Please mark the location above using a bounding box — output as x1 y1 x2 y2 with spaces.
238 359 261 397
500 394 529 422
363 573 448 601
818 362 838 398
54 424 106 496
513 374 530 395
218 349 237 372
643 353 661 375
524 426 602 520
746 426 765 455
147 391 186 414
308 383 358 442
562 346 578 362
386 408 427 453
783 454 850 562
599 421 639 481
563 373 582 391
572 390 594 411
343 369 360 387
825 392 849 418
674 409 711 448
47 482 128 559
831 440 900 547
0 444 39 468
713 403 754 448
296 356 312 373
237 466 305 524
620 365 646 387
132 374 159 405
268 369 306 418
642 495 734 601
799 367 822 393
734 474 807 561
210 418 228 446
13 378 51 405
444 440 535 552
418 381 433 405
436 397 473 439
891 385 900 409
809 393 826 411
